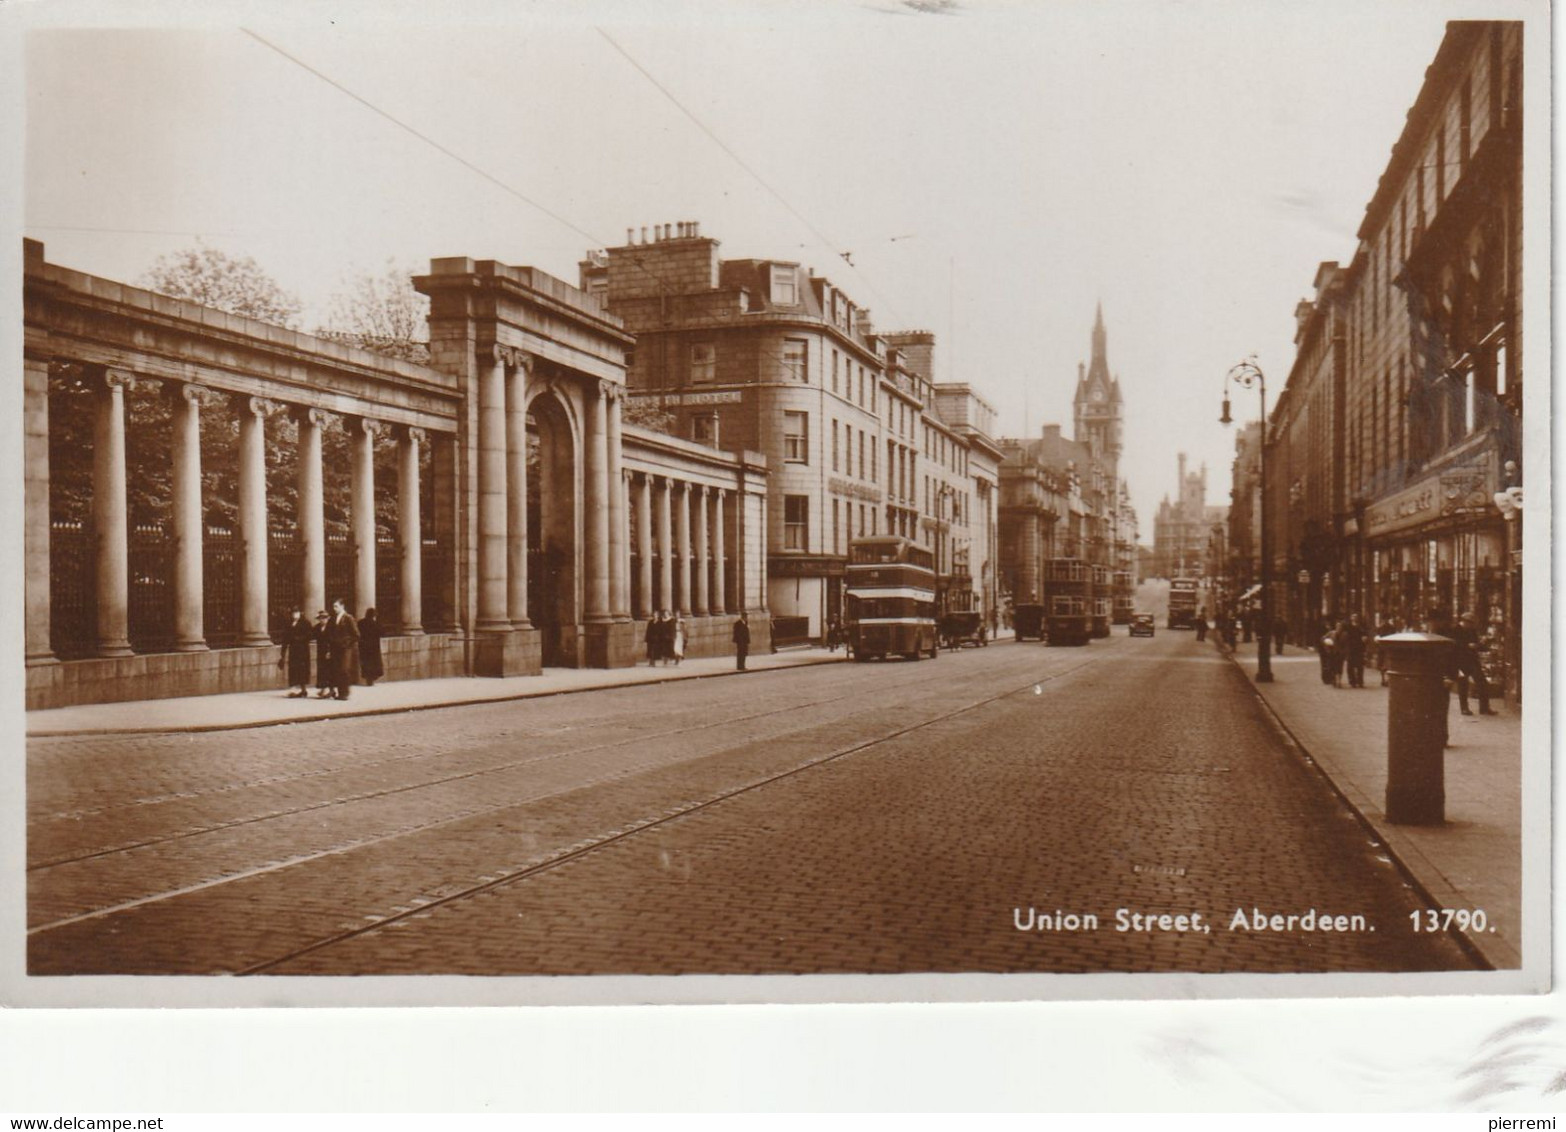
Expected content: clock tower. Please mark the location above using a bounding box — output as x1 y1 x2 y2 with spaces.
1073 303 1124 487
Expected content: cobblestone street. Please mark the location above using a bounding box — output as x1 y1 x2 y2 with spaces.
28 632 1477 975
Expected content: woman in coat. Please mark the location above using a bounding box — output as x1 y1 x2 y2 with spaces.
278 608 314 697
672 614 686 665
359 607 385 686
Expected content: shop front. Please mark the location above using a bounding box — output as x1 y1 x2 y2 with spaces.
1364 445 1511 694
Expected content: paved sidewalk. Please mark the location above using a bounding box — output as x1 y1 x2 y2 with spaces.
1223 640 1522 970
26 645 850 737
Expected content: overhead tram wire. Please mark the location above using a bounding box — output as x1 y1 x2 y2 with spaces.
237 30 907 384
236 29 755 325
595 27 909 330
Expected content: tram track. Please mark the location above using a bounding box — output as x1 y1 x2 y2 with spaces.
235 656 1100 975
28 675 886 871
27 650 1103 963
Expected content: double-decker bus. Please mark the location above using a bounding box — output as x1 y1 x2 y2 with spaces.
1168 577 1200 629
845 537 939 661
1042 558 1092 646
1090 563 1112 638
1112 570 1135 625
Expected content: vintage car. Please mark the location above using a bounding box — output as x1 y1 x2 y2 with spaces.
1129 613 1156 638
939 610 988 650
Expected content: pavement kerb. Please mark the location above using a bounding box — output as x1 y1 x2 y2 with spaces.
1215 640 1505 971
26 651 851 739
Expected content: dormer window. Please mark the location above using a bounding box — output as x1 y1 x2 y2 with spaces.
770 265 797 306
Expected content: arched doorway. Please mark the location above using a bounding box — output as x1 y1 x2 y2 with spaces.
526 390 580 667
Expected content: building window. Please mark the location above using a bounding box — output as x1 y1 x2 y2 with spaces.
858 431 866 480
784 495 809 551
871 443 877 483
784 411 809 463
691 342 716 384
771 265 797 306
832 350 839 394
831 420 839 471
782 338 808 383
832 499 840 555
692 414 718 447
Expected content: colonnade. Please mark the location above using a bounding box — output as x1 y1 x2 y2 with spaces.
627 471 731 619
73 364 435 659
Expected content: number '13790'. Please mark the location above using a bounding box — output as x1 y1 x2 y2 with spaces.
1410 908 1488 932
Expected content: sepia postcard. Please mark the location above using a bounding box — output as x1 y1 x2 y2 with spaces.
1 0 1551 1038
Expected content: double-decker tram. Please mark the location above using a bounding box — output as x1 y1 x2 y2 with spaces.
1111 571 1135 625
845 536 939 661
1042 558 1092 646
1167 577 1200 629
1090 564 1112 638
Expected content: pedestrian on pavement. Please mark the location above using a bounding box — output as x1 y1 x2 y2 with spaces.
326 598 361 701
313 610 334 698
278 607 314 697
1318 621 1343 687
1194 607 1208 642
732 610 750 671
1341 614 1367 688
1274 613 1287 655
827 617 842 653
672 614 686 665
1452 611 1497 716
1426 608 1457 745
359 607 385 686
644 613 661 666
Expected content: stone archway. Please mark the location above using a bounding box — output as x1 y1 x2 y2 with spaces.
527 388 581 667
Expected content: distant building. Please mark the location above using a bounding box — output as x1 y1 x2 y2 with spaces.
999 307 1136 616
1152 454 1209 579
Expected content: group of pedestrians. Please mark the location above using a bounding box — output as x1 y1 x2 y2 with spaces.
643 610 687 666
1314 608 1499 716
278 601 385 701
1316 614 1370 688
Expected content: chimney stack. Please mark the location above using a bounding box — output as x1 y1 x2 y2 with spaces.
626 227 635 245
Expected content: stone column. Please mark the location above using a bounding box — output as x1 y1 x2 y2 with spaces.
91 368 134 657
238 396 279 646
429 431 458 634
693 485 710 615
398 426 425 636
675 480 692 615
607 389 629 621
505 358 531 629
656 477 673 612
170 383 217 651
476 348 510 632
350 416 382 619
24 356 54 665
636 473 653 620
584 382 612 623
622 469 634 617
714 489 728 615
295 407 329 619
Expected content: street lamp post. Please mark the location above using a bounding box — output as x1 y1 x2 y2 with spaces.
1222 358 1273 682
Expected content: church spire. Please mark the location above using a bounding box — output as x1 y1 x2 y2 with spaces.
1086 302 1110 385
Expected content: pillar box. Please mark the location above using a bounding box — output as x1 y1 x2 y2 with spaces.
1381 631 1454 825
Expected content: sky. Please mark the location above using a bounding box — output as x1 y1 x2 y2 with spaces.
20 0 1470 536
